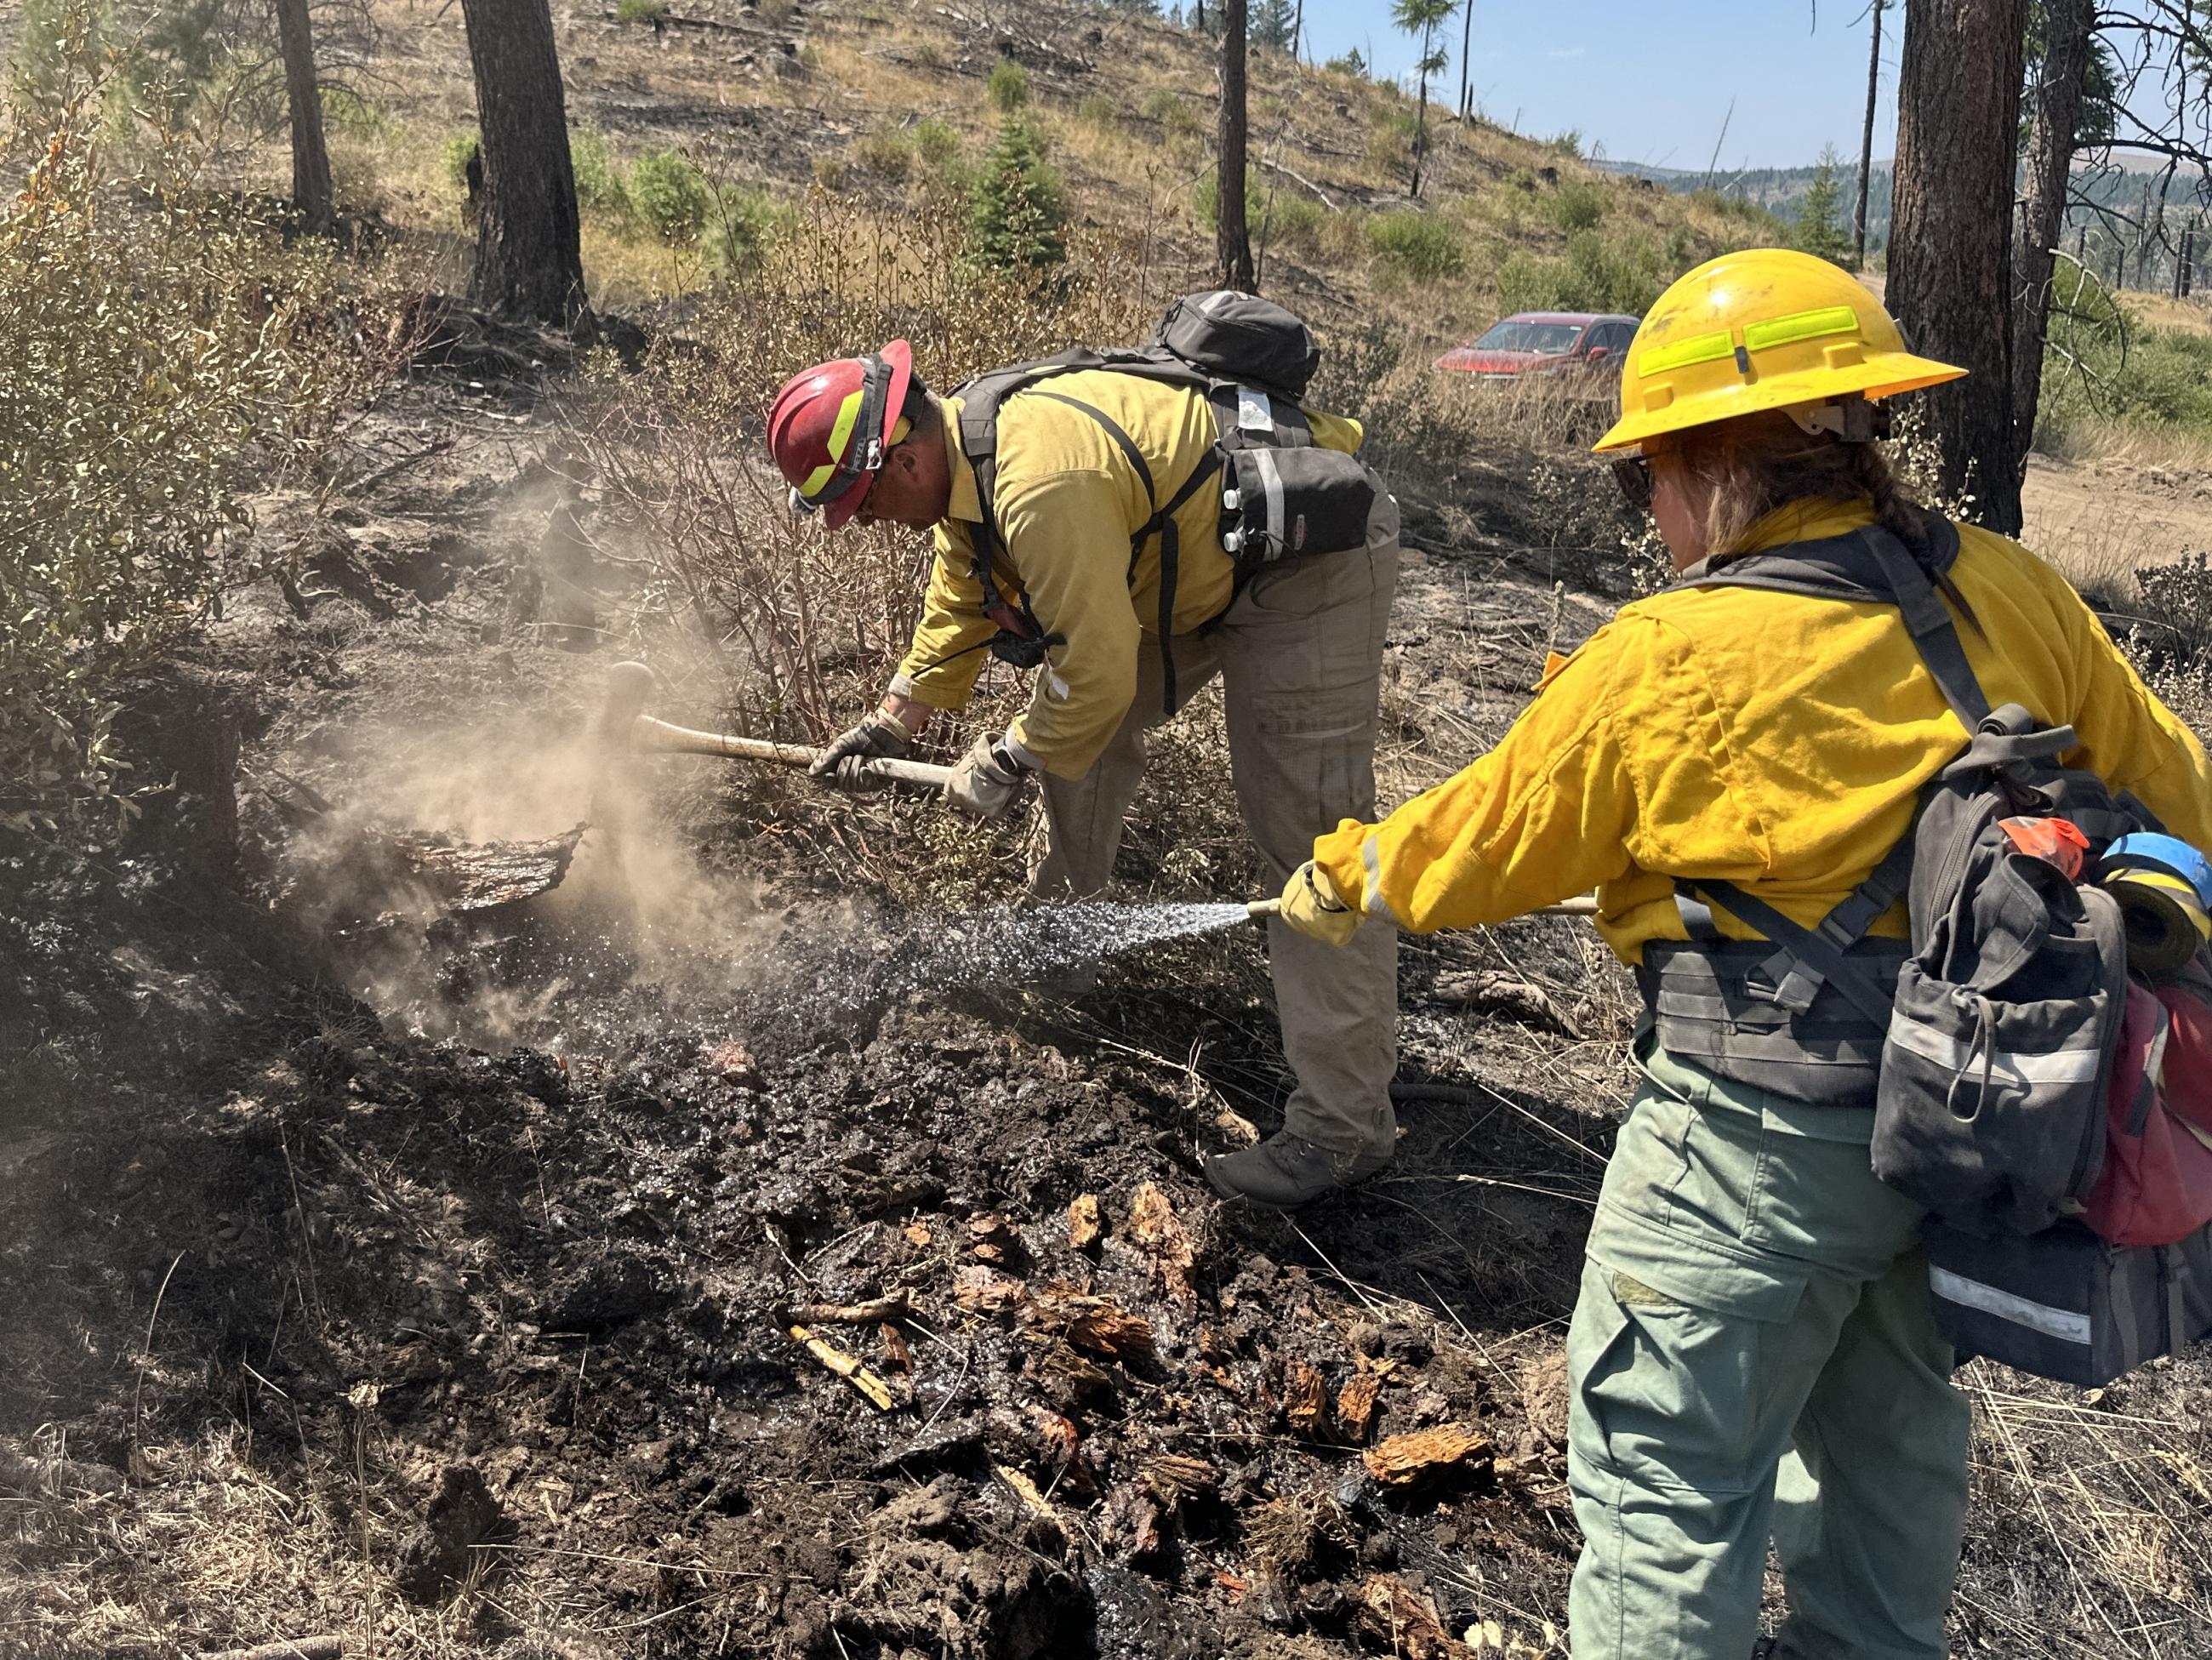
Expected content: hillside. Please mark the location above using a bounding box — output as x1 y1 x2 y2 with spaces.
299 0 1776 339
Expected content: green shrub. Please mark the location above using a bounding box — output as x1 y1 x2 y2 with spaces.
1367 209 1463 282
1142 87 1200 136
615 0 665 20
441 130 480 190
630 150 710 244
569 126 630 220
853 127 914 181
986 59 1029 111
915 117 961 163
1495 228 1673 317
1195 166 1325 254
1549 128 1584 159
1077 93 1118 128
1548 180 1606 233
968 117 1064 271
320 86 387 139
715 187 797 278
3 73 342 837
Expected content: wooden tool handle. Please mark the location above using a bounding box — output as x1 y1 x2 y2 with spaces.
628 714 954 788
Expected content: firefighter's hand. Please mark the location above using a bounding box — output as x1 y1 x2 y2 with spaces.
1278 860 1363 947
944 735 1030 820
812 708 911 790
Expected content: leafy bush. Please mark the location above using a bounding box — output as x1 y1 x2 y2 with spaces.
2 67 343 836
615 0 665 20
1367 210 1463 282
630 150 710 244
1077 93 1118 128
320 86 387 139
853 127 914 181
1495 228 1673 317
442 130 480 190
1323 48 1367 77
987 59 1029 111
1195 166 1324 254
715 187 797 278
968 117 1064 271
1141 87 1200 136
915 117 961 164
1548 180 1605 233
569 126 630 220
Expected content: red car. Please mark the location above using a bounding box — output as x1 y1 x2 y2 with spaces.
1436 311 1641 383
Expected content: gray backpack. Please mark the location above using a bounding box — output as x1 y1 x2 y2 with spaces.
945 291 1382 706
1673 518 2152 1235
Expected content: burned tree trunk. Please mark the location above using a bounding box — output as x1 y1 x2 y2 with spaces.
1217 0 1255 292
2012 0 2094 471
274 0 333 236
458 0 584 324
1887 0 2027 533
1852 0 1882 270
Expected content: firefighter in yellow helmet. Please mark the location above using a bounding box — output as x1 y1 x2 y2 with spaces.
1280 248 2212 1657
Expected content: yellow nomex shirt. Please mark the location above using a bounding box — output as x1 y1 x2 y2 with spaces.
1316 496 2212 963
888 372 1363 780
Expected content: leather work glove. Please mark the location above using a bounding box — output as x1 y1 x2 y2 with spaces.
811 708 911 790
944 734 1031 820
1278 859 1363 946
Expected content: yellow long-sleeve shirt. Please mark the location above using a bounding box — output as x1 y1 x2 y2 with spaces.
887 374 1363 779
1315 496 2212 964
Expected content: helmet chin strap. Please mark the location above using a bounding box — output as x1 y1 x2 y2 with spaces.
1783 392 1891 444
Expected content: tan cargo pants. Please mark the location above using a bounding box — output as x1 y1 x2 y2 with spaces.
1033 499 1402 1157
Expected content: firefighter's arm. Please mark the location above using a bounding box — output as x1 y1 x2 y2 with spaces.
992 468 1142 780
1314 629 1639 933
890 525 1001 713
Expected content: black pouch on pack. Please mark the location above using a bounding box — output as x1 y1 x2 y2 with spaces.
1221 447 1377 576
1148 290 1321 397
1923 1215 2212 1386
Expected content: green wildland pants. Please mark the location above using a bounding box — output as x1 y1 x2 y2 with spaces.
1567 1031 1970 1660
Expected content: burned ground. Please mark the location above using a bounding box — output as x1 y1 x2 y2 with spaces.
7 370 2212 1660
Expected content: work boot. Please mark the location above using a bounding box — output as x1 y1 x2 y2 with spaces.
1206 1130 1391 1210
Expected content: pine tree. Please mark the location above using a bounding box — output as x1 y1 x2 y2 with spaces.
1793 145 1851 266
968 118 1066 271
1251 0 1297 52
1325 47 1365 77
1390 0 1455 196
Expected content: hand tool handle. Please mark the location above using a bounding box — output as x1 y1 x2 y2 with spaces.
628 714 955 788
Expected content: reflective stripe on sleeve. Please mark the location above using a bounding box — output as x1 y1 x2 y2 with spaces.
1360 832 1399 925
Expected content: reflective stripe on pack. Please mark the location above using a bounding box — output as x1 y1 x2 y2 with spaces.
1929 1265 2092 1345
1884 1018 2108 1086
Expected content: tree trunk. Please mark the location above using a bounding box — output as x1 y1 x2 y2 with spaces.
1886 0 2026 533
1457 0 1472 120
274 0 333 236
1410 24 1430 197
1852 0 1881 270
459 0 584 323
1217 0 1255 290
2010 0 2092 471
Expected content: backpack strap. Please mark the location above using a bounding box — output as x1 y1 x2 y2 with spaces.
1672 514 1995 1024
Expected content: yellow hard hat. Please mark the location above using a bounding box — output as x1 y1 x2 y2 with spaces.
1591 248 1967 454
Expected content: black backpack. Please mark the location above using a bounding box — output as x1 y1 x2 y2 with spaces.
947 291 1382 706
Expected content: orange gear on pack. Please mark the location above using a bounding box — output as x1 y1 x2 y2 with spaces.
1592 249 1967 454
767 340 915 529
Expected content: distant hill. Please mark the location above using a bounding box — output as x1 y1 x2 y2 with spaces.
1599 159 1893 253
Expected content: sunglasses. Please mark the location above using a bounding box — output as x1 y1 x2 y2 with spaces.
1610 454 1652 512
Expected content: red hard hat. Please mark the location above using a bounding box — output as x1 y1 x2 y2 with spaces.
767 340 915 530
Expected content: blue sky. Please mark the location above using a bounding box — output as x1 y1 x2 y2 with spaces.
1293 1 1897 172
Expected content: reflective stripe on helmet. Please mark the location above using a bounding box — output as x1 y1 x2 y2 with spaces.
1639 328 1732 378
799 387 869 499
1744 305 1859 354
